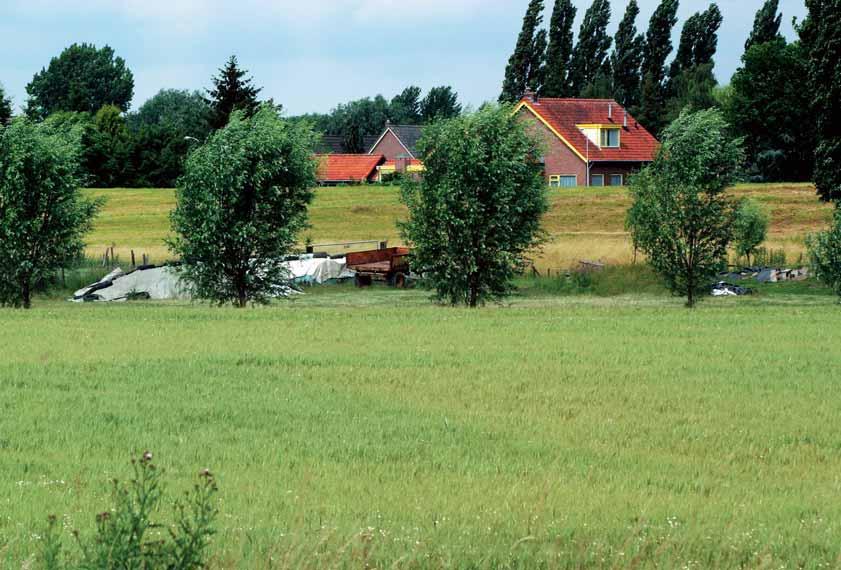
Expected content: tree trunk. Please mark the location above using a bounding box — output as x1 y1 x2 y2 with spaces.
468 272 479 308
21 279 31 310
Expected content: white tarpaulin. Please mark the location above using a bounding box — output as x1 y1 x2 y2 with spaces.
73 266 189 302
287 256 355 284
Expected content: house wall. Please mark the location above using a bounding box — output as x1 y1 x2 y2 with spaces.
369 131 413 161
518 109 587 186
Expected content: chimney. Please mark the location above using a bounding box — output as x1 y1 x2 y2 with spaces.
523 88 537 104
623 111 628 128
608 103 613 120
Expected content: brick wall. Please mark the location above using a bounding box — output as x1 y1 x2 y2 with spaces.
370 130 413 160
518 109 586 185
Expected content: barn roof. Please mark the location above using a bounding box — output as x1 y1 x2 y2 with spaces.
315 154 384 183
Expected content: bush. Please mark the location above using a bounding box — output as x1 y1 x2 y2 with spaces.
42 452 218 570
733 198 769 264
807 207 841 300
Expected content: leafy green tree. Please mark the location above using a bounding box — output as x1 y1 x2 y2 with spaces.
0 118 101 308
400 105 548 307
725 39 813 182
420 86 462 122
25 43 134 119
389 86 423 124
568 0 613 96
500 0 546 103
0 84 12 125
745 0 783 52
611 0 644 108
808 207 841 299
130 89 211 137
331 95 391 153
626 109 743 308
733 198 769 264
206 56 262 130
169 106 317 308
799 0 841 202
667 4 722 91
637 0 679 136
82 105 135 188
542 0 577 97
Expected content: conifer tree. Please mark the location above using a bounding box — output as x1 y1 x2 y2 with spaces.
500 0 546 103
542 0 577 97
745 0 783 52
611 0 644 108
568 0 613 96
206 56 262 130
636 0 679 136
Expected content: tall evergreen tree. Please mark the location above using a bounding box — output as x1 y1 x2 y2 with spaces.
745 0 783 52
542 0 577 97
800 0 841 201
500 0 546 103
206 56 262 130
637 0 679 136
390 86 422 124
568 0 613 96
611 0 644 108
0 84 11 125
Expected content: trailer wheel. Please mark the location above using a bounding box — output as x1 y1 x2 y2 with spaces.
355 274 372 288
393 272 407 288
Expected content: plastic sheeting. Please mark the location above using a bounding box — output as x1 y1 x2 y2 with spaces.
287 256 355 285
73 266 189 302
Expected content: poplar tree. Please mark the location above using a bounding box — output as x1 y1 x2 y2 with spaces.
568 0 613 96
668 4 722 86
800 0 841 202
206 56 262 130
542 0 577 97
611 0 644 108
500 0 546 103
636 0 679 136
745 0 783 52
0 85 11 125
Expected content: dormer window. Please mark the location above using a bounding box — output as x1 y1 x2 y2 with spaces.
600 128 620 148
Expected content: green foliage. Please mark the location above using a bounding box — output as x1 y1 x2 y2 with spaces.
636 0 679 136
799 0 841 202
82 105 135 188
745 0 783 52
0 83 12 124
42 452 218 570
169 106 317 307
206 55 262 130
25 43 134 119
420 86 462 122
568 0 613 96
0 118 100 308
334 95 391 153
499 0 546 103
726 39 814 182
733 198 770 263
542 0 577 97
610 0 644 108
668 4 722 83
400 105 548 307
627 109 744 307
389 86 422 125
807 207 841 299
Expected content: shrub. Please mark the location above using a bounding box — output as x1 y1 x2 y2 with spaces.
42 452 218 570
733 198 769 265
807 207 841 300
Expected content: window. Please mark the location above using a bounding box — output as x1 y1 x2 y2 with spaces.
549 175 577 188
600 128 620 148
609 174 623 186
591 174 604 187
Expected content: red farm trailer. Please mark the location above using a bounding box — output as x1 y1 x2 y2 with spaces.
346 247 411 288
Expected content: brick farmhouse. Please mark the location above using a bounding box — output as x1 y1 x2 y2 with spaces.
515 91 659 187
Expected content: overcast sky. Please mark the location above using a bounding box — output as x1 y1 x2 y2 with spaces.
0 0 806 116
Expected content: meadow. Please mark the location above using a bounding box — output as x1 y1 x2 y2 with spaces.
83 183 833 270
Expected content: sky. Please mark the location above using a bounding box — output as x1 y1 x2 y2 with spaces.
0 0 807 116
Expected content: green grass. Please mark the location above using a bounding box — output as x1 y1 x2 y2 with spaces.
3 288 841 568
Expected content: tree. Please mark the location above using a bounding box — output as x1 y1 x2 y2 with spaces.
500 0 546 103
390 86 423 124
542 0 577 97
206 56 262 130
745 0 783 52
636 0 679 136
400 105 548 307
667 4 722 89
128 89 212 187
725 39 814 182
0 84 12 125
420 86 462 122
0 118 100 308
169 106 317 308
25 43 133 119
807 207 841 300
626 109 743 308
568 0 613 96
82 105 135 188
331 95 391 153
800 0 841 202
733 198 769 264
611 0 644 108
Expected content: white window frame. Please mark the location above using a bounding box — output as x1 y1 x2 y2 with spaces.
609 174 624 187
549 175 577 188
591 174 605 187
600 128 620 148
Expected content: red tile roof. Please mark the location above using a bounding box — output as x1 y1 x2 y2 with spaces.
316 154 385 182
517 98 659 163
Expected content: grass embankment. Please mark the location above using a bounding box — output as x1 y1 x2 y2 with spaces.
2 289 841 568
83 183 833 269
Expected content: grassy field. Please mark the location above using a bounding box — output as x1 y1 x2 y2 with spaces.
2 286 841 568
83 183 833 269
